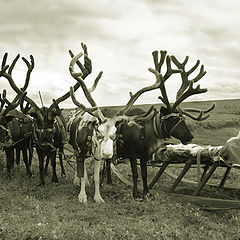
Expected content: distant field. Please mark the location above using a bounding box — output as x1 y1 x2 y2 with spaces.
63 98 240 145
0 98 240 239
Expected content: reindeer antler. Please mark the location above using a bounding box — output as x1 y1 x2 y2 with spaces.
51 42 95 107
1 53 39 110
0 89 7 110
170 55 215 120
115 69 162 116
150 50 182 111
171 55 206 99
178 102 216 121
0 88 26 117
172 81 208 111
69 51 106 122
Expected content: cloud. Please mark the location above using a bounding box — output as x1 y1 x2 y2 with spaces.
0 0 239 109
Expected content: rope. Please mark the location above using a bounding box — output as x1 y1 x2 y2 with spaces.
196 150 202 186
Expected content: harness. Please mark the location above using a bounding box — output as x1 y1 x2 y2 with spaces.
153 112 185 139
0 119 32 149
32 123 57 152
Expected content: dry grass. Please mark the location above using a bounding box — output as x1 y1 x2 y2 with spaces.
1 99 240 240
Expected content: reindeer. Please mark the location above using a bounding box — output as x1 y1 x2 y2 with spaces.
0 90 32 177
0 55 33 177
115 50 216 199
66 47 193 203
0 43 93 185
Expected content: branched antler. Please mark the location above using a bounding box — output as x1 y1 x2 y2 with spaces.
115 68 162 116
0 89 7 110
170 54 215 120
172 80 208 111
1 53 39 109
178 102 216 121
150 50 215 121
171 55 206 99
69 51 105 122
0 88 26 117
70 86 104 119
50 42 94 107
150 50 182 111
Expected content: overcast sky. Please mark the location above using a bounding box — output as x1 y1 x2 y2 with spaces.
0 0 239 108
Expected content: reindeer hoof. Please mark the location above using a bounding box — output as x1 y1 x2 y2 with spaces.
133 192 142 200
51 177 58 183
78 193 87 203
61 173 66 178
38 182 45 187
94 196 105 203
143 192 154 201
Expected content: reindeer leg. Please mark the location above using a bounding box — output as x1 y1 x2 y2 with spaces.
44 155 50 176
93 160 105 203
59 145 66 177
74 165 89 187
130 154 141 199
36 148 45 186
50 151 58 183
5 148 14 177
22 147 32 178
140 156 151 199
84 162 90 186
106 158 113 185
77 161 88 203
28 139 33 167
15 148 20 166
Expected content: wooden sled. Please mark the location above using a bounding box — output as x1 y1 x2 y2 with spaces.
110 144 239 196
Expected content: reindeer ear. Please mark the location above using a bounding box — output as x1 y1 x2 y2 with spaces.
51 108 61 116
28 107 38 118
51 99 62 116
160 106 170 115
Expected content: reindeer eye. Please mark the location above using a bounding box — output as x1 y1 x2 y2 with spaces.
109 134 116 140
96 134 104 140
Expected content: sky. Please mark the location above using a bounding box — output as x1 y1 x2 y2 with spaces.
0 0 240 108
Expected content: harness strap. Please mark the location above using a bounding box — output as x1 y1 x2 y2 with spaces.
32 124 38 143
0 124 9 132
32 124 57 152
153 114 164 138
153 113 170 139
153 113 185 139
169 117 184 135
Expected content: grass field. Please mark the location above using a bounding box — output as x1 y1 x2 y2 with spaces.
0 99 240 239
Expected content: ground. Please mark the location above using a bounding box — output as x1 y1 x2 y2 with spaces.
0 99 240 240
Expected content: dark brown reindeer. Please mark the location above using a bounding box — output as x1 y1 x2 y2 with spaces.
0 55 33 177
0 89 33 177
1 43 92 185
67 51 166 203
115 50 215 199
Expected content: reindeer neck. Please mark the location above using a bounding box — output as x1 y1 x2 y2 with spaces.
144 114 168 156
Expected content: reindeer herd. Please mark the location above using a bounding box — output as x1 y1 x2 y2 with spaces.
0 43 215 203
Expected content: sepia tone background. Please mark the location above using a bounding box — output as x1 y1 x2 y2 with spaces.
0 0 239 108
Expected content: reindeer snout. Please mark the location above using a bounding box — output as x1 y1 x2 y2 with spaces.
100 139 114 158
